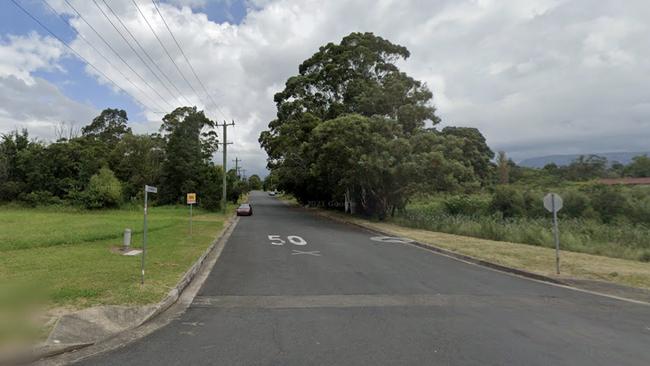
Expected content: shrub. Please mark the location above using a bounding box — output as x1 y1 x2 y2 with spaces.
489 186 524 218
81 167 122 209
629 196 650 224
443 195 487 216
562 190 591 218
19 190 63 207
589 185 630 223
522 190 545 218
0 181 23 202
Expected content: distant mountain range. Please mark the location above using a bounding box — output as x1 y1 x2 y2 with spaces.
518 152 650 168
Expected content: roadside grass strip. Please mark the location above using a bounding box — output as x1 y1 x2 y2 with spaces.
0 205 233 308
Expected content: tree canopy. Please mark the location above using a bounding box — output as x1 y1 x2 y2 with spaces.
259 32 493 218
0 107 247 210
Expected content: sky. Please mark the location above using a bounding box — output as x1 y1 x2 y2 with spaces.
1 0 649 177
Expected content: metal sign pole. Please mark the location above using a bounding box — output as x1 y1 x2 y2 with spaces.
552 194 560 275
544 193 563 275
141 188 148 285
189 204 193 237
222 122 228 213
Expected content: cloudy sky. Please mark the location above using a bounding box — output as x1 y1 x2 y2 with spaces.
1 0 649 176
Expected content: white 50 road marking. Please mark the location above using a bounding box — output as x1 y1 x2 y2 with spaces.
268 235 286 245
268 235 308 246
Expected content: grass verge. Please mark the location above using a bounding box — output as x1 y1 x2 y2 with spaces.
0 204 234 346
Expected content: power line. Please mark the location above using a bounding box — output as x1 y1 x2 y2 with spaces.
130 0 208 114
10 0 165 114
100 0 192 107
63 0 172 111
150 0 228 121
41 0 167 112
90 0 178 109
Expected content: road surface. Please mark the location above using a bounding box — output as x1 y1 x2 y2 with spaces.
79 191 650 365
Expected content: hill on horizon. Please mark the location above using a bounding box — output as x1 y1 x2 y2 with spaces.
518 151 650 168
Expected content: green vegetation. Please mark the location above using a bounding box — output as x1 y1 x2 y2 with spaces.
260 31 650 268
393 184 650 262
0 107 252 210
0 205 232 308
259 32 493 218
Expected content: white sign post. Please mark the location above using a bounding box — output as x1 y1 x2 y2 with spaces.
141 185 157 285
543 193 563 275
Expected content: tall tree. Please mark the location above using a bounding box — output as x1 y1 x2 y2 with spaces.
624 155 650 177
81 108 131 145
248 174 263 190
440 127 494 184
158 106 218 204
260 33 489 218
109 134 165 200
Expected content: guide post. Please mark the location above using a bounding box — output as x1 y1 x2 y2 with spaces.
142 185 157 285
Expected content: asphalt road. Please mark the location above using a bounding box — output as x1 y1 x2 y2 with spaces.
79 191 650 365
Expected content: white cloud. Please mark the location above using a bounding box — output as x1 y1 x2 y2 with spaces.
0 32 64 84
165 0 209 8
0 75 97 139
0 31 97 140
5 0 650 174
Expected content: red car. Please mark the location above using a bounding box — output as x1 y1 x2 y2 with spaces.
236 203 253 216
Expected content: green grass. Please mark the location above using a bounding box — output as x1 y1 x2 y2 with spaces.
0 205 233 308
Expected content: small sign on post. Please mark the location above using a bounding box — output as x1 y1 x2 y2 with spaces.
543 193 563 275
141 185 157 285
187 193 196 236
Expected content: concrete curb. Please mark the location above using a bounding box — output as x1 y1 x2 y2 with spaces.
146 214 237 321
17 213 237 365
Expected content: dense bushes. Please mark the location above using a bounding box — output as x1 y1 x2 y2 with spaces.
443 195 488 216
397 184 650 262
0 108 249 210
479 184 649 225
395 206 650 262
489 186 524 218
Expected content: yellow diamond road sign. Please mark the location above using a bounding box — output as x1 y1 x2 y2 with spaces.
187 193 196 205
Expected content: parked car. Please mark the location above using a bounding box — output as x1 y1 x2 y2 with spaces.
236 203 253 216
268 191 277 196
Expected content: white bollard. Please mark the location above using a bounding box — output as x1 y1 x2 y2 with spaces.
123 228 132 251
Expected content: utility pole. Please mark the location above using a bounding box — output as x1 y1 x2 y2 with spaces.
217 120 234 213
233 157 241 178
241 169 247 180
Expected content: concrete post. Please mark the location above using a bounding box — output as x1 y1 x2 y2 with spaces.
123 228 132 251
